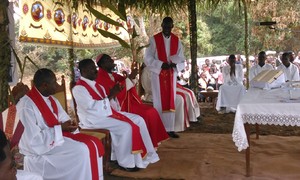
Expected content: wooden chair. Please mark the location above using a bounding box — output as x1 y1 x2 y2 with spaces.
199 90 219 109
1 82 30 169
53 75 68 113
69 81 112 173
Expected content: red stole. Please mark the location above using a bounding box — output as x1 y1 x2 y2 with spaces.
154 32 178 112
96 68 142 112
0 105 24 149
27 87 103 180
76 79 147 158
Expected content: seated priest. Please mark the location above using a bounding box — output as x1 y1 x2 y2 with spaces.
17 68 104 180
95 53 169 144
72 59 160 172
176 80 200 123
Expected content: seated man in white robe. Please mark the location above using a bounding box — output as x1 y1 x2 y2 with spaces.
17 68 104 180
0 129 43 180
176 81 200 122
249 51 274 81
141 65 188 132
72 59 159 172
277 52 300 82
216 54 246 113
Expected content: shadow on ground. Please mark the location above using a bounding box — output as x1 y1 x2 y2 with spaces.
105 104 300 179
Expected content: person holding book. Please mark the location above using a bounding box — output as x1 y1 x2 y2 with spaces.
249 51 274 81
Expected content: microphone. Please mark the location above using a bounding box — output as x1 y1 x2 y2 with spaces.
254 21 277 26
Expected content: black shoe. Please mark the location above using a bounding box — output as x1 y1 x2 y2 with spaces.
168 131 180 138
119 166 140 172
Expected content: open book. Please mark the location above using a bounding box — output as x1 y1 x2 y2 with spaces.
251 70 283 83
250 70 285 89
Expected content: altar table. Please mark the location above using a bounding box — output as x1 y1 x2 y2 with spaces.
232 87 300 176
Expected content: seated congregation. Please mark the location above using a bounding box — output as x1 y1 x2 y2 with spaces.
216 51 300 114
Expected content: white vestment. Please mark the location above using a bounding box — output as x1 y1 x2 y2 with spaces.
176 86 200 122
277 64 300 81
144 35 185 132
216 64 246 112
17 170 43 180
72 77 159 169
249 63 274 81
174 94 185 132
17 94 103 180
141 67 186 132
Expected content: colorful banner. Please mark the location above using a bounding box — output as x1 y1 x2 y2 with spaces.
19 0 130 49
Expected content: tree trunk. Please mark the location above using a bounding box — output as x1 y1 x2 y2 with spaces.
135 16 148 96
138 16 147 39
68 48 75 83
242 0 250 89
188 0 198 95
0 0 11 111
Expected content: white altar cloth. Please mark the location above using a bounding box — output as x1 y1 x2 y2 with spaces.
216 84 246 112
232 87 300 152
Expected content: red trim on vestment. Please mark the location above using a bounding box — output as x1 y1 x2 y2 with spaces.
27 86 103 180
154 32 178 111
96 69 169 148
176 91 190 129
0 105 24 149
4 105 17 140
96 68 142 112
177 83 196 105
76 80 147 158
10 121 24 149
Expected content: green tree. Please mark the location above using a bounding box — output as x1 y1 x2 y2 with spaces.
1 0 274 111
176 14 212 57
201 1 245 55
0 1 12 111
250 0 300 52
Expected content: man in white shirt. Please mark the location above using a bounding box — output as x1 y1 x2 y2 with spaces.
249 51 274 81
72 59 159 172
277 52 300 82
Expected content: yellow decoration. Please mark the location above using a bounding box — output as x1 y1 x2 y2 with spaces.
19 0 129 49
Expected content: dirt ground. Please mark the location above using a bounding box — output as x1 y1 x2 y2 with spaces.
105 104 300 179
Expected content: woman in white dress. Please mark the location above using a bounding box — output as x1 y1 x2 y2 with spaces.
216 54 246 113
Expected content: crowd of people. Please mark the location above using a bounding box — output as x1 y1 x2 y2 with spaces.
178 50 300 114
177 50 300 102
